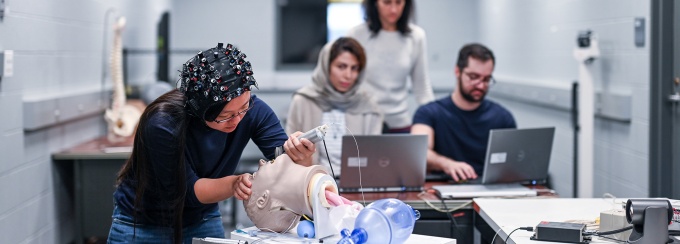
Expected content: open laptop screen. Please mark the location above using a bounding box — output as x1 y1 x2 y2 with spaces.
339 134 427 191
481 127 555 184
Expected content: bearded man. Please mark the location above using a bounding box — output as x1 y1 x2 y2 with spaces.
411 43 516 182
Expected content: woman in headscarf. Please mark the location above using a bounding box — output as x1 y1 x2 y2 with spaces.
286 37 383 176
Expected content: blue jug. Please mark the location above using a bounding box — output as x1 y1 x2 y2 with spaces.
337 198 420 244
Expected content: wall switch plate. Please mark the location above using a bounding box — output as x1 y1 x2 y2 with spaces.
3 50 13 77
634 17 645 47
0 52 2 87
0 52 4 79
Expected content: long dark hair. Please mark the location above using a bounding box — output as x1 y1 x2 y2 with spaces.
117 89 188 243
362 0 414 35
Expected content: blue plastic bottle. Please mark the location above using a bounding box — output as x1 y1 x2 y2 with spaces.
337 198 420 244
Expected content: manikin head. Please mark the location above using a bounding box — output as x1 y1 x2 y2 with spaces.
244 154 338 232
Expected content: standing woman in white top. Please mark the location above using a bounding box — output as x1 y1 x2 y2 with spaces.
347 0 434 133
286 37 383 176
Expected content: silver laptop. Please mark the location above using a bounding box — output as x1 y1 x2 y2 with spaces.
434 127 555 198
339 134 427 192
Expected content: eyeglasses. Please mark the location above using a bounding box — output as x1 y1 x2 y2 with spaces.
213 98 253 123
463 72 496 87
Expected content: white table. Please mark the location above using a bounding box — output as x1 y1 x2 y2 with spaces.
475 198 622 243
474 198 680 244
229 226 456 244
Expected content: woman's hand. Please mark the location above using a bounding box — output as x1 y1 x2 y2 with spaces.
283 131 315 166
233 173 253 200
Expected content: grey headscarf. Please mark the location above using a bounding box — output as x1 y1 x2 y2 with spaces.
295 42 381 114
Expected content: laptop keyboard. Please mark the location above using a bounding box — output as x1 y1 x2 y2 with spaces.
339 186 423 193
425 173 452 182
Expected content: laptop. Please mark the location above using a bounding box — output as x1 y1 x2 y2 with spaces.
338 134 427 192
434 127 555 199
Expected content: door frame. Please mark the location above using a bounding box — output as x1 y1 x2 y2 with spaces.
649 0 678 198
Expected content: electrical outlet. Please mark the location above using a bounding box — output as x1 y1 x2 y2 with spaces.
0 52 4 78
3 50 13 77
0 52 2 87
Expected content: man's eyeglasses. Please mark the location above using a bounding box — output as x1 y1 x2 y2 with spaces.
213 98 253 123
463 72 496 87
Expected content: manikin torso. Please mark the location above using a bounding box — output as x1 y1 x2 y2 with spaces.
244 154 339 232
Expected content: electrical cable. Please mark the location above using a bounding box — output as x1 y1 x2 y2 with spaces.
345 125 365 206
602 193 617 199
595 226 633 236
251 215 300 244
302 214 312 222
250 228 279 244
504 228 520 243
578 225 633 243
415 192 471 239
442 199 462 239
250 235 274 244
601 192 626 208
504 227 533 243
583 226 632 236
416 191 471 213
595 235 627 243
321 139 336 179
438 195 461 239
328 123 365 205
490 227 501 244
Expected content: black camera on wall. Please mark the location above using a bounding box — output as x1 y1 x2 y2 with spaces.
577 30 592 48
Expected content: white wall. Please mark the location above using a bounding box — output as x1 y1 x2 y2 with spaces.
478 0 651 198
169 0 475 159
0 0 169 243
170 1 653 199
417 0 479 89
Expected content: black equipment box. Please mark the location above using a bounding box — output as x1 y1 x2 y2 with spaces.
531 221 588 243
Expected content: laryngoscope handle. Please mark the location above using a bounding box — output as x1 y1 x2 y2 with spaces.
274 124 329 157
298 124 329 144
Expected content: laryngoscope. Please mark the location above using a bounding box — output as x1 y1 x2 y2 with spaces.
274 124 329 158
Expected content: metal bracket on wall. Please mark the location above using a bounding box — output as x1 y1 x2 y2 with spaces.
634 17 645 47
0 52 3 86
670 77 680 103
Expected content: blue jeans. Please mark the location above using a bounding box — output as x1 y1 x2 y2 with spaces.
107 204 225 244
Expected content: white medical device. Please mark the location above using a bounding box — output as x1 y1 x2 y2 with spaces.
573 30 600 198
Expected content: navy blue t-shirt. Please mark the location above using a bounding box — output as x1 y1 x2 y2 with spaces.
113 95 288 226
413 96 516 175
